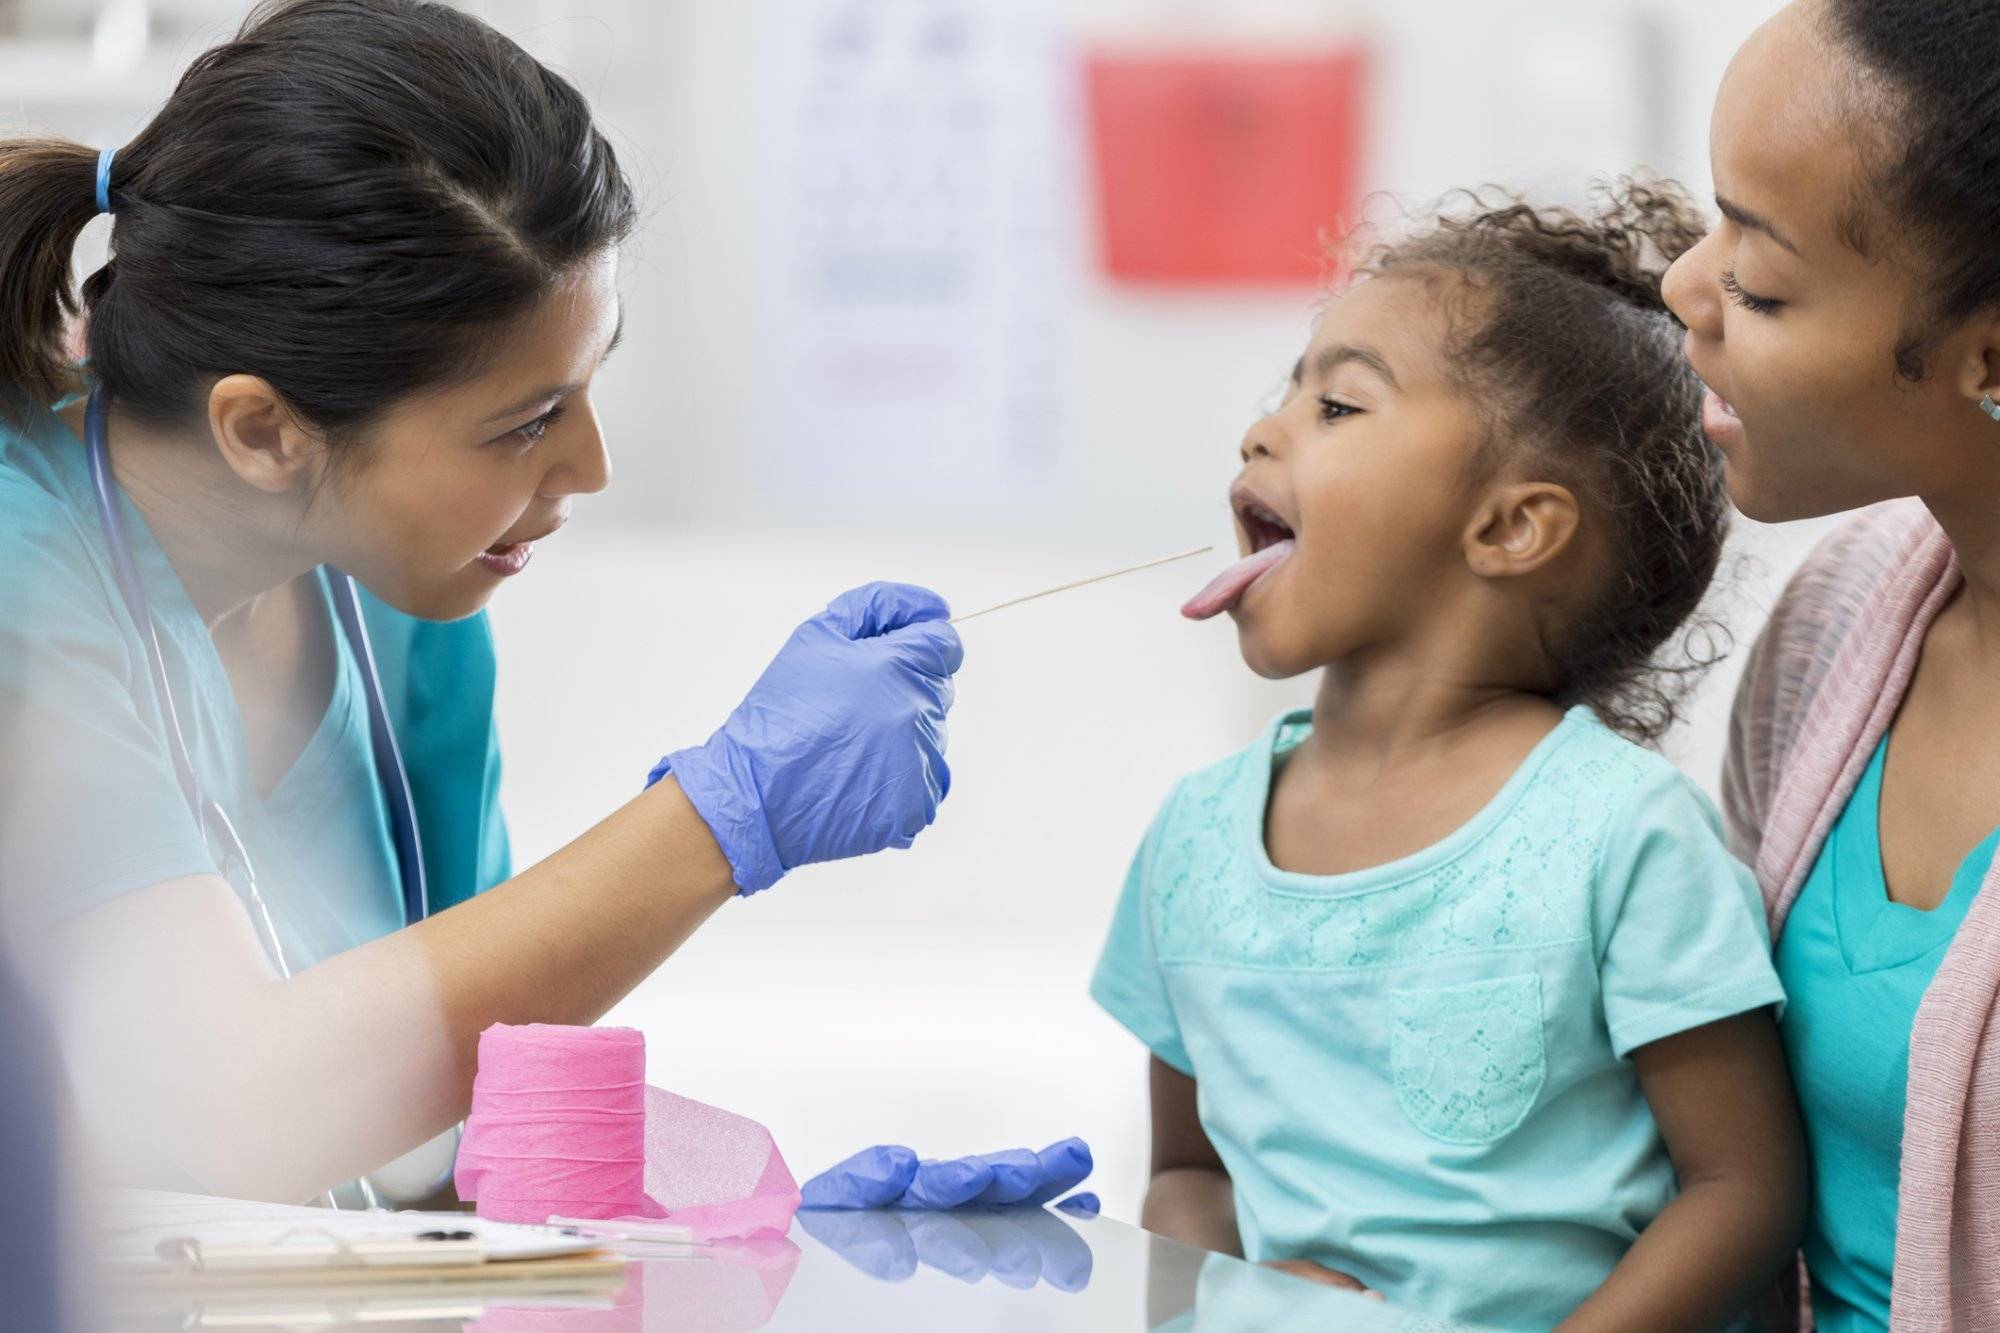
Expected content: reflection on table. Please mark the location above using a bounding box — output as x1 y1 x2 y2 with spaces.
107 1201 1488 1331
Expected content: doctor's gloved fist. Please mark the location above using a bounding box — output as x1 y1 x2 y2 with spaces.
649 582 962 895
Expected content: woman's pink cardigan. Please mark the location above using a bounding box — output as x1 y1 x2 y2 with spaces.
1724 500 2000 1331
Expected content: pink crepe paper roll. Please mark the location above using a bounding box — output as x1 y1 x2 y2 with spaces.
456 1023 800 1241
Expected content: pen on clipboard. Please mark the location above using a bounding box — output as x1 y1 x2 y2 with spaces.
545 1216 697 1245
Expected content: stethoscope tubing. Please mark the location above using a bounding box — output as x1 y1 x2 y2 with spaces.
84 384 454 1208
85 385 427 950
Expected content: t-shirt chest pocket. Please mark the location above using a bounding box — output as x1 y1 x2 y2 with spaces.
1389 973 1547 1145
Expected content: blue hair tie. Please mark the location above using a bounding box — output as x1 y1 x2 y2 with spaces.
95 147 116 216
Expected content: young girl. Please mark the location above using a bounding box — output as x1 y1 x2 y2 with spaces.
1091 185 1805 1331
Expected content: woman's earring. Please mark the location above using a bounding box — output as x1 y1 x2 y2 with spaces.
1984 395 2000 424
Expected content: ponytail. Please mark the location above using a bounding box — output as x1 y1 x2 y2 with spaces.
0 139 103 413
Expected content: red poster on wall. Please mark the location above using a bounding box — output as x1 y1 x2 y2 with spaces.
1084 48 1369 286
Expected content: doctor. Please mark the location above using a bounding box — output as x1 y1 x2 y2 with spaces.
0 0 958 1203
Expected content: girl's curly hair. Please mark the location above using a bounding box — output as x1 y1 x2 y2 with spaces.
1355 179 1728 745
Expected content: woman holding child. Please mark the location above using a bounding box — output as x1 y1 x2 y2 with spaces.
1099 1 2000 1329
1675 2 2000 1328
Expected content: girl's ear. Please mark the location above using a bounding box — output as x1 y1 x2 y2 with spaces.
1462 481 1582 580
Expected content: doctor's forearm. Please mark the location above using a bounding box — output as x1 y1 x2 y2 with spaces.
404 775 737 1087
56 778 739 1201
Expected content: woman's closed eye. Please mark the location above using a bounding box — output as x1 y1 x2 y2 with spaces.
1720 270 1784 316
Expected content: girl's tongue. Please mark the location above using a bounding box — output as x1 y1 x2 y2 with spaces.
1181 540 1295 621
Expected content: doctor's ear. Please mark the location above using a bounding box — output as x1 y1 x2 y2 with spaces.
206 375 327 494
1461 481 1582 581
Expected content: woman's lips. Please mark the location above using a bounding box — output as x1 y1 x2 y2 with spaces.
474 541 535 577
1702 388 1744 448
475 515 565 577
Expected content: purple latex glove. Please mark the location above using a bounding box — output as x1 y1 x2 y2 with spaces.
800 1144 920 1210
649 583 962 895
801 1139 1092 1212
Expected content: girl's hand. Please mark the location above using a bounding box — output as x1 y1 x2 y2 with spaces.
1263 1258 1384 1298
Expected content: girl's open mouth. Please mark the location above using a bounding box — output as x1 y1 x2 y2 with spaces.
1182 490 1297 621
1239 498 1295 555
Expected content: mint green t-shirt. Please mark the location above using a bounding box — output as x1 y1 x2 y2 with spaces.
1091 707 1785 1331
0 395 510 967
1776 734 1991 1333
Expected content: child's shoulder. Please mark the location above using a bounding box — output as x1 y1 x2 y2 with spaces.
1537 708 1729 854
1476 708 1729 892
1539 706 1703 801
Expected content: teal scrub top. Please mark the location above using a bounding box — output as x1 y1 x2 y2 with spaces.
1775 734 1991 1333
0 394 510 969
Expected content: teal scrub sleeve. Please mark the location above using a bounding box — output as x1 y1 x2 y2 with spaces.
0 485 214 918
1090 792 1193 1075
1590 769 1787 1059
357 591 511 912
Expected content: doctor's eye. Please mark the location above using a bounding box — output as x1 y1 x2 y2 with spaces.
507 404 567 447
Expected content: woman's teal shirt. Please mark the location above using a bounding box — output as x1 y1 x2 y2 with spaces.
0 397 510 967
1776 734 1992 1333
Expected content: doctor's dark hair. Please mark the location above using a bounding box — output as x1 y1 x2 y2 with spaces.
0 0 636 432
1355 181 1728 746
1822 0 2000 383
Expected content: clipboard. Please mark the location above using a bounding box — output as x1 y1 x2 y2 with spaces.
100 1188 626 1286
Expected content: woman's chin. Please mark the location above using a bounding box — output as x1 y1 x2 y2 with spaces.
1722 461 1790 523
363 571 499 623
1723 457 1878 525
428 582 501 622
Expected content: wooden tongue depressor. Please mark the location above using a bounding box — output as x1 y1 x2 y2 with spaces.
950 545 1215 625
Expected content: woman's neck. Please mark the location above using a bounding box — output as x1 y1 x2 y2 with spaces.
1922 436 2000 661
80 403 315 628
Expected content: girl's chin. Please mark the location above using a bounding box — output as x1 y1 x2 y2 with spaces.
1233 624 1315 681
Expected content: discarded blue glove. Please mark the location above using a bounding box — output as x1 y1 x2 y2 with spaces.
649 583 962 895
797 1202 1094 1292
800 1144 920 1210
800 1138 1092 1211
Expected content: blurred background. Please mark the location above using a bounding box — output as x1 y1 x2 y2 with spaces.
7 0 1829 1223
